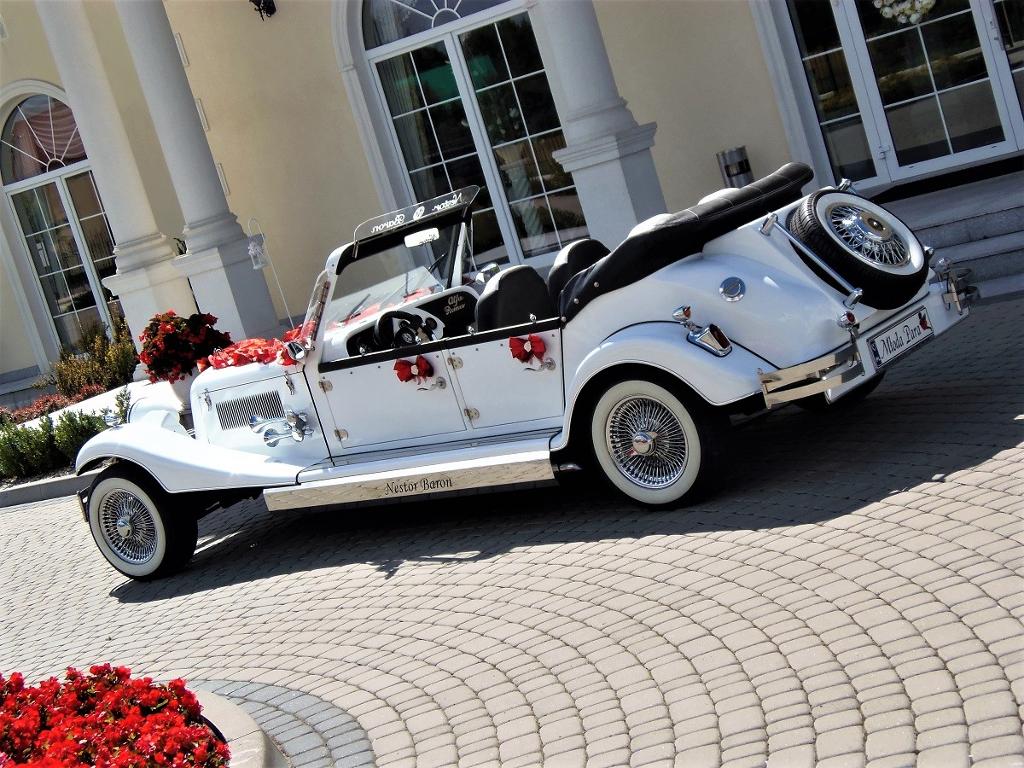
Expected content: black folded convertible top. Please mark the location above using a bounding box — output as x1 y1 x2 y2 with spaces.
560 163 814 320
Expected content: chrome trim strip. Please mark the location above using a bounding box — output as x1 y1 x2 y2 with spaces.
265 449 554 511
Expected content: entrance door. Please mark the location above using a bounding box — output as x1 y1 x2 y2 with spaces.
840 0 1024 181
2 95 122 350
7 171 121 349
366 7 589 268
785 0 1024 188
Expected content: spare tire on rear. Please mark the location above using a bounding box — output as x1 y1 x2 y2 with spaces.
787 190 928 310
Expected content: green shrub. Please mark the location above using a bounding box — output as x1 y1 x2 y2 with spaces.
0 417 64 479
54 410 107 463
51 318 138 397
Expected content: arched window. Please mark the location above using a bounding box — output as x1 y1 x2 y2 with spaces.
362 0 588 266
2 96 121 350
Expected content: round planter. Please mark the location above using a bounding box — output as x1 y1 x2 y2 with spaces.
194 690 287 768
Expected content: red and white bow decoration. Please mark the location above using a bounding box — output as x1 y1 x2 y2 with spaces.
394 355 433 384
509 334 546 364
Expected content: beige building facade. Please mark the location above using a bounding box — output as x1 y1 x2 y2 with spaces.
1 0 1021 405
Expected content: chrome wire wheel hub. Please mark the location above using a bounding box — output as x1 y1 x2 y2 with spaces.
98 489 157 564
606 396 688 489
827 203 909 267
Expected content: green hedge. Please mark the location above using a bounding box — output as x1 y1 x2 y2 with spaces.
0 411 107 480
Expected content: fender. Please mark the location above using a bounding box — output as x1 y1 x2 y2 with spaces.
554 321 772 451
76 421 306 493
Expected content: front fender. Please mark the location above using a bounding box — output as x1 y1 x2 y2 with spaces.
76 422 306 493
557 321 772 449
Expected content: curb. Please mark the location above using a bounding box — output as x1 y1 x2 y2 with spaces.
195 691 288 768
0 470 97 510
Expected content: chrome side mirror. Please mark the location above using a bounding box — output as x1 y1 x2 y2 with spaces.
285 340 307 361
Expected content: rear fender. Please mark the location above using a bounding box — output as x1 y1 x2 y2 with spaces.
76 422 305 493
556 321 771 449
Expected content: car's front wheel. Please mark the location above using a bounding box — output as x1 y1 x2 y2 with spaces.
88 466 198 581
590 378 721 507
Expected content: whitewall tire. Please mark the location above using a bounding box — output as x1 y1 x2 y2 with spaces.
788 190 928 309
590 379 717 507
88 467 197 580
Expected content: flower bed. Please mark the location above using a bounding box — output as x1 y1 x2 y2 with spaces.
0 665 229 767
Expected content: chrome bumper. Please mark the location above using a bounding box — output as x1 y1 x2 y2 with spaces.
758 346 863 408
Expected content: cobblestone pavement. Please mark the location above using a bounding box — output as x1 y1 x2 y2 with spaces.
2 297 1023 768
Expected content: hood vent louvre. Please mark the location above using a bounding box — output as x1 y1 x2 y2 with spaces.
216 390 285 431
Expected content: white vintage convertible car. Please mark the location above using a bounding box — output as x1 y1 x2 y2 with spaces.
77 163 975 579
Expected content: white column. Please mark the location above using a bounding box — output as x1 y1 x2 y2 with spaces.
115 0 279 340
531 0 666 248
34 0 198 346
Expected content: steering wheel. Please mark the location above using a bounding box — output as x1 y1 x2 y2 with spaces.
374 310 432 349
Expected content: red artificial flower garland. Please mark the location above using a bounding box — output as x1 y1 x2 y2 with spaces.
199 336 297 372
0 665 229 767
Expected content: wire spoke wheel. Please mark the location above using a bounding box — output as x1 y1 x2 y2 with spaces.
826 203 909 269
98 489 159 565
788 190 927 310
590 378 717 507
88 468 198 580
606 396 688 489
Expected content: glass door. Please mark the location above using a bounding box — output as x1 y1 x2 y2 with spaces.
7 169 121 350
840 0 1023 181
369 10 588 267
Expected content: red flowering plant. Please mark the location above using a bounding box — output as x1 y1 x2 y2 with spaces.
0 664 229 767
138 311 232 384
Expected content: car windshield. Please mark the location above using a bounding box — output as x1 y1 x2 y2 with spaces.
324 219 464 331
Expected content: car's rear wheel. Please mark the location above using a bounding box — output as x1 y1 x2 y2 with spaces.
788 190 927 310
88 466 197 581
590 378 721 507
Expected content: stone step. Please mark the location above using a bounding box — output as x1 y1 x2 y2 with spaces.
916 205 1024 249
977 273 1024 304
936 229 1024 282
883 170 1024 230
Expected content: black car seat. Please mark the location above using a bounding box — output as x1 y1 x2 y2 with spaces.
546 238 610 303
474 265 557 332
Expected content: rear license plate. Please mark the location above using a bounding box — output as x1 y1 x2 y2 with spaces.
869 307 933 367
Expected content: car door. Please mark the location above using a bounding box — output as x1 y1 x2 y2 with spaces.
315 345 467 454
443 319 564 432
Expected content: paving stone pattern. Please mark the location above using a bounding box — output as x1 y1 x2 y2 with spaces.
2 297 1023 767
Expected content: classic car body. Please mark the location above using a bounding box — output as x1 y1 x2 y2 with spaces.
77 163 976 579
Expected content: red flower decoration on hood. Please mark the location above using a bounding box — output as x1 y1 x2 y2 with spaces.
394 355 433 383
509 334 546 363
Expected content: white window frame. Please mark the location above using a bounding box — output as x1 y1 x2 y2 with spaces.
3 136 119 350
359 0 577 268
753 0 1024 195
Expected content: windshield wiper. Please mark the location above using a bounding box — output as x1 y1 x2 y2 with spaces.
342 293 371 323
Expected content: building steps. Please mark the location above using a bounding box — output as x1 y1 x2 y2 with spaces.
935 229 1024 282
882 170 1023 285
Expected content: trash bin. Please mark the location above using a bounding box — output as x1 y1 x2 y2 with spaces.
716 146 754 188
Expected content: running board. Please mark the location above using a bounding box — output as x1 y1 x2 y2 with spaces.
263 439 554 511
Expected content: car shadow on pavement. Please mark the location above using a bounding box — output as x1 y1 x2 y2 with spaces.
110 301 1023 603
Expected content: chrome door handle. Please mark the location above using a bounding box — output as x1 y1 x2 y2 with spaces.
522 359 556 372
418 376 447 391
